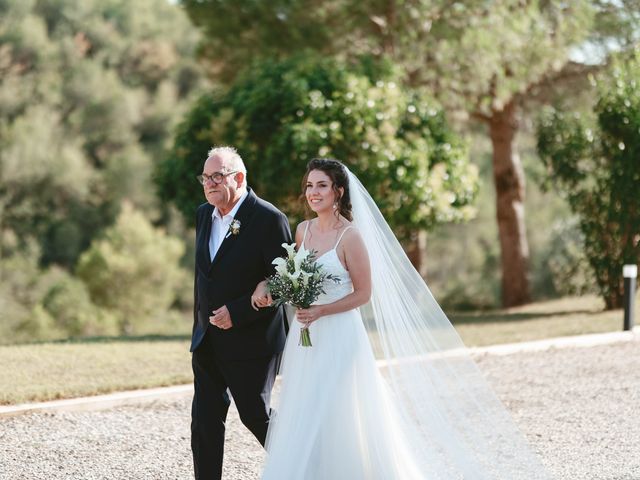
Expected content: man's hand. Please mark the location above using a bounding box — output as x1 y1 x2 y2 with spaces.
251 280 273 311
210 305 233 330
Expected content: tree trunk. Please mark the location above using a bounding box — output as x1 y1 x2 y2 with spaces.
488 100 531 307
604 265 625 310
405 230 428 279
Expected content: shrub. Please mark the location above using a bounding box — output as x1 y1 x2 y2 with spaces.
76 202 186 333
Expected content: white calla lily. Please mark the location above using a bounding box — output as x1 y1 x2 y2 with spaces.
272 257 288 276
265 240 339 349
282 242 297 259
289 269 301 288
293 245 308 270
272 257 287 268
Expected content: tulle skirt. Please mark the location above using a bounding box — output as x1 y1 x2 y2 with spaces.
262 308 426 480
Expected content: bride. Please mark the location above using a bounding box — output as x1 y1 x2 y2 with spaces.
252 158 551 479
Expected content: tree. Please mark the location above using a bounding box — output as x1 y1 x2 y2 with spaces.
76 203 187 333
536 49 640 309
0 0 205 268
157 55 478 272
182 0 614 306
0 243 120 343
0 0 209 342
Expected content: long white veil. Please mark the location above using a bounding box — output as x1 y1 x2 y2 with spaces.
347 169 551 479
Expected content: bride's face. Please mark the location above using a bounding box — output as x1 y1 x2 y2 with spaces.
305 169 340 214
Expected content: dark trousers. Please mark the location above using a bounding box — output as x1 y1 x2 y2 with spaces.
191 331 277 480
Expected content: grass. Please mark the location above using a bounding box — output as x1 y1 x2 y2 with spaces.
451 294 631 346
0 337 192 405
0 294 636 405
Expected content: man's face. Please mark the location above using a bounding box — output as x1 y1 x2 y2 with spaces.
202 154 242 212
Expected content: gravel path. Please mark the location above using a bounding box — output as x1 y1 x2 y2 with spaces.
1 338 638 480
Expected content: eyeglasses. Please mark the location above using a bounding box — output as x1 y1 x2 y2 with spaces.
196 171 238 185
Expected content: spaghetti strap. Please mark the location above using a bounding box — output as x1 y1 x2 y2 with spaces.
301 221 311 248
334 226 353 249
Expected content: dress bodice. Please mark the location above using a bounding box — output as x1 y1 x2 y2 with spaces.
301 222 354 305
312 249 353 304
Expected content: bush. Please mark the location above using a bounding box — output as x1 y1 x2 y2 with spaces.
537 49 640 308
544 217 597 297
42 274 119 337
76 202 187 334
0 248 120 343
157 55 478 239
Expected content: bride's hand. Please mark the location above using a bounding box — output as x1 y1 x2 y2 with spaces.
296 306 324 324
251 280 273 311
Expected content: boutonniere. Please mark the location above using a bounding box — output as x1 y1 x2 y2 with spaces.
225 219 241 239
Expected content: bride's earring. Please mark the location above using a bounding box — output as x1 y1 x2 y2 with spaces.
333 202 338 210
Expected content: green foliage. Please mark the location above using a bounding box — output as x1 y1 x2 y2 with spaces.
426 131 596 310
0 246 118 343
589 1 640 53
182 0 595 110
181 0 345 82
42 273 119 337
0 246 61 343
0 0 205 343
543 217 597 298
76 203 187 334
267 245 340 309
181 0 607 309
0 0 205 268
537 50 640 308
157 55 478 237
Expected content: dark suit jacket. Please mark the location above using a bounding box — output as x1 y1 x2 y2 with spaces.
191 188 292 358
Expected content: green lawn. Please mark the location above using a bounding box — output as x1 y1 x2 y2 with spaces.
0 337 191 405
0 295 634 405
451 295 629 346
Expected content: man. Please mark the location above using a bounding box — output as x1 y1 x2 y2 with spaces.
191 146 291 479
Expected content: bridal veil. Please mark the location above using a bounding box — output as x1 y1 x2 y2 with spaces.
347 168 551 479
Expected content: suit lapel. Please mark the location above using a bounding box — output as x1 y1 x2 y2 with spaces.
196 204 214 271
209 188 258 271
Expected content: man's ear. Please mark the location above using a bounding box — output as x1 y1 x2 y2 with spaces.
235 171 246 188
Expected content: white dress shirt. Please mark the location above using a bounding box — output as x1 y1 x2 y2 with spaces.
209 190 248 261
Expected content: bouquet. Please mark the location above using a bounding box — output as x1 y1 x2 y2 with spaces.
267 243 339 346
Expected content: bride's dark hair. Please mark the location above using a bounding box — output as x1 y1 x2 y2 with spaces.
301 158 353 221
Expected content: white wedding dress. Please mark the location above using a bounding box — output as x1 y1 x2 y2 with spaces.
262 226 425 480
262 169 551 480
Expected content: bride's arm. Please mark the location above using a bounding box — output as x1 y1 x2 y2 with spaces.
296 228 371 323
252 221 308 310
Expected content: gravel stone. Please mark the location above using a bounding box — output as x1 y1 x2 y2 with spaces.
475 338 640 480
1 338 637 479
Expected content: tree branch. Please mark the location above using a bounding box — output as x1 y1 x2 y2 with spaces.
521 60 608 104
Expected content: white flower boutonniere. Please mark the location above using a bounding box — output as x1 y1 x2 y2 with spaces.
225 219 241 239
